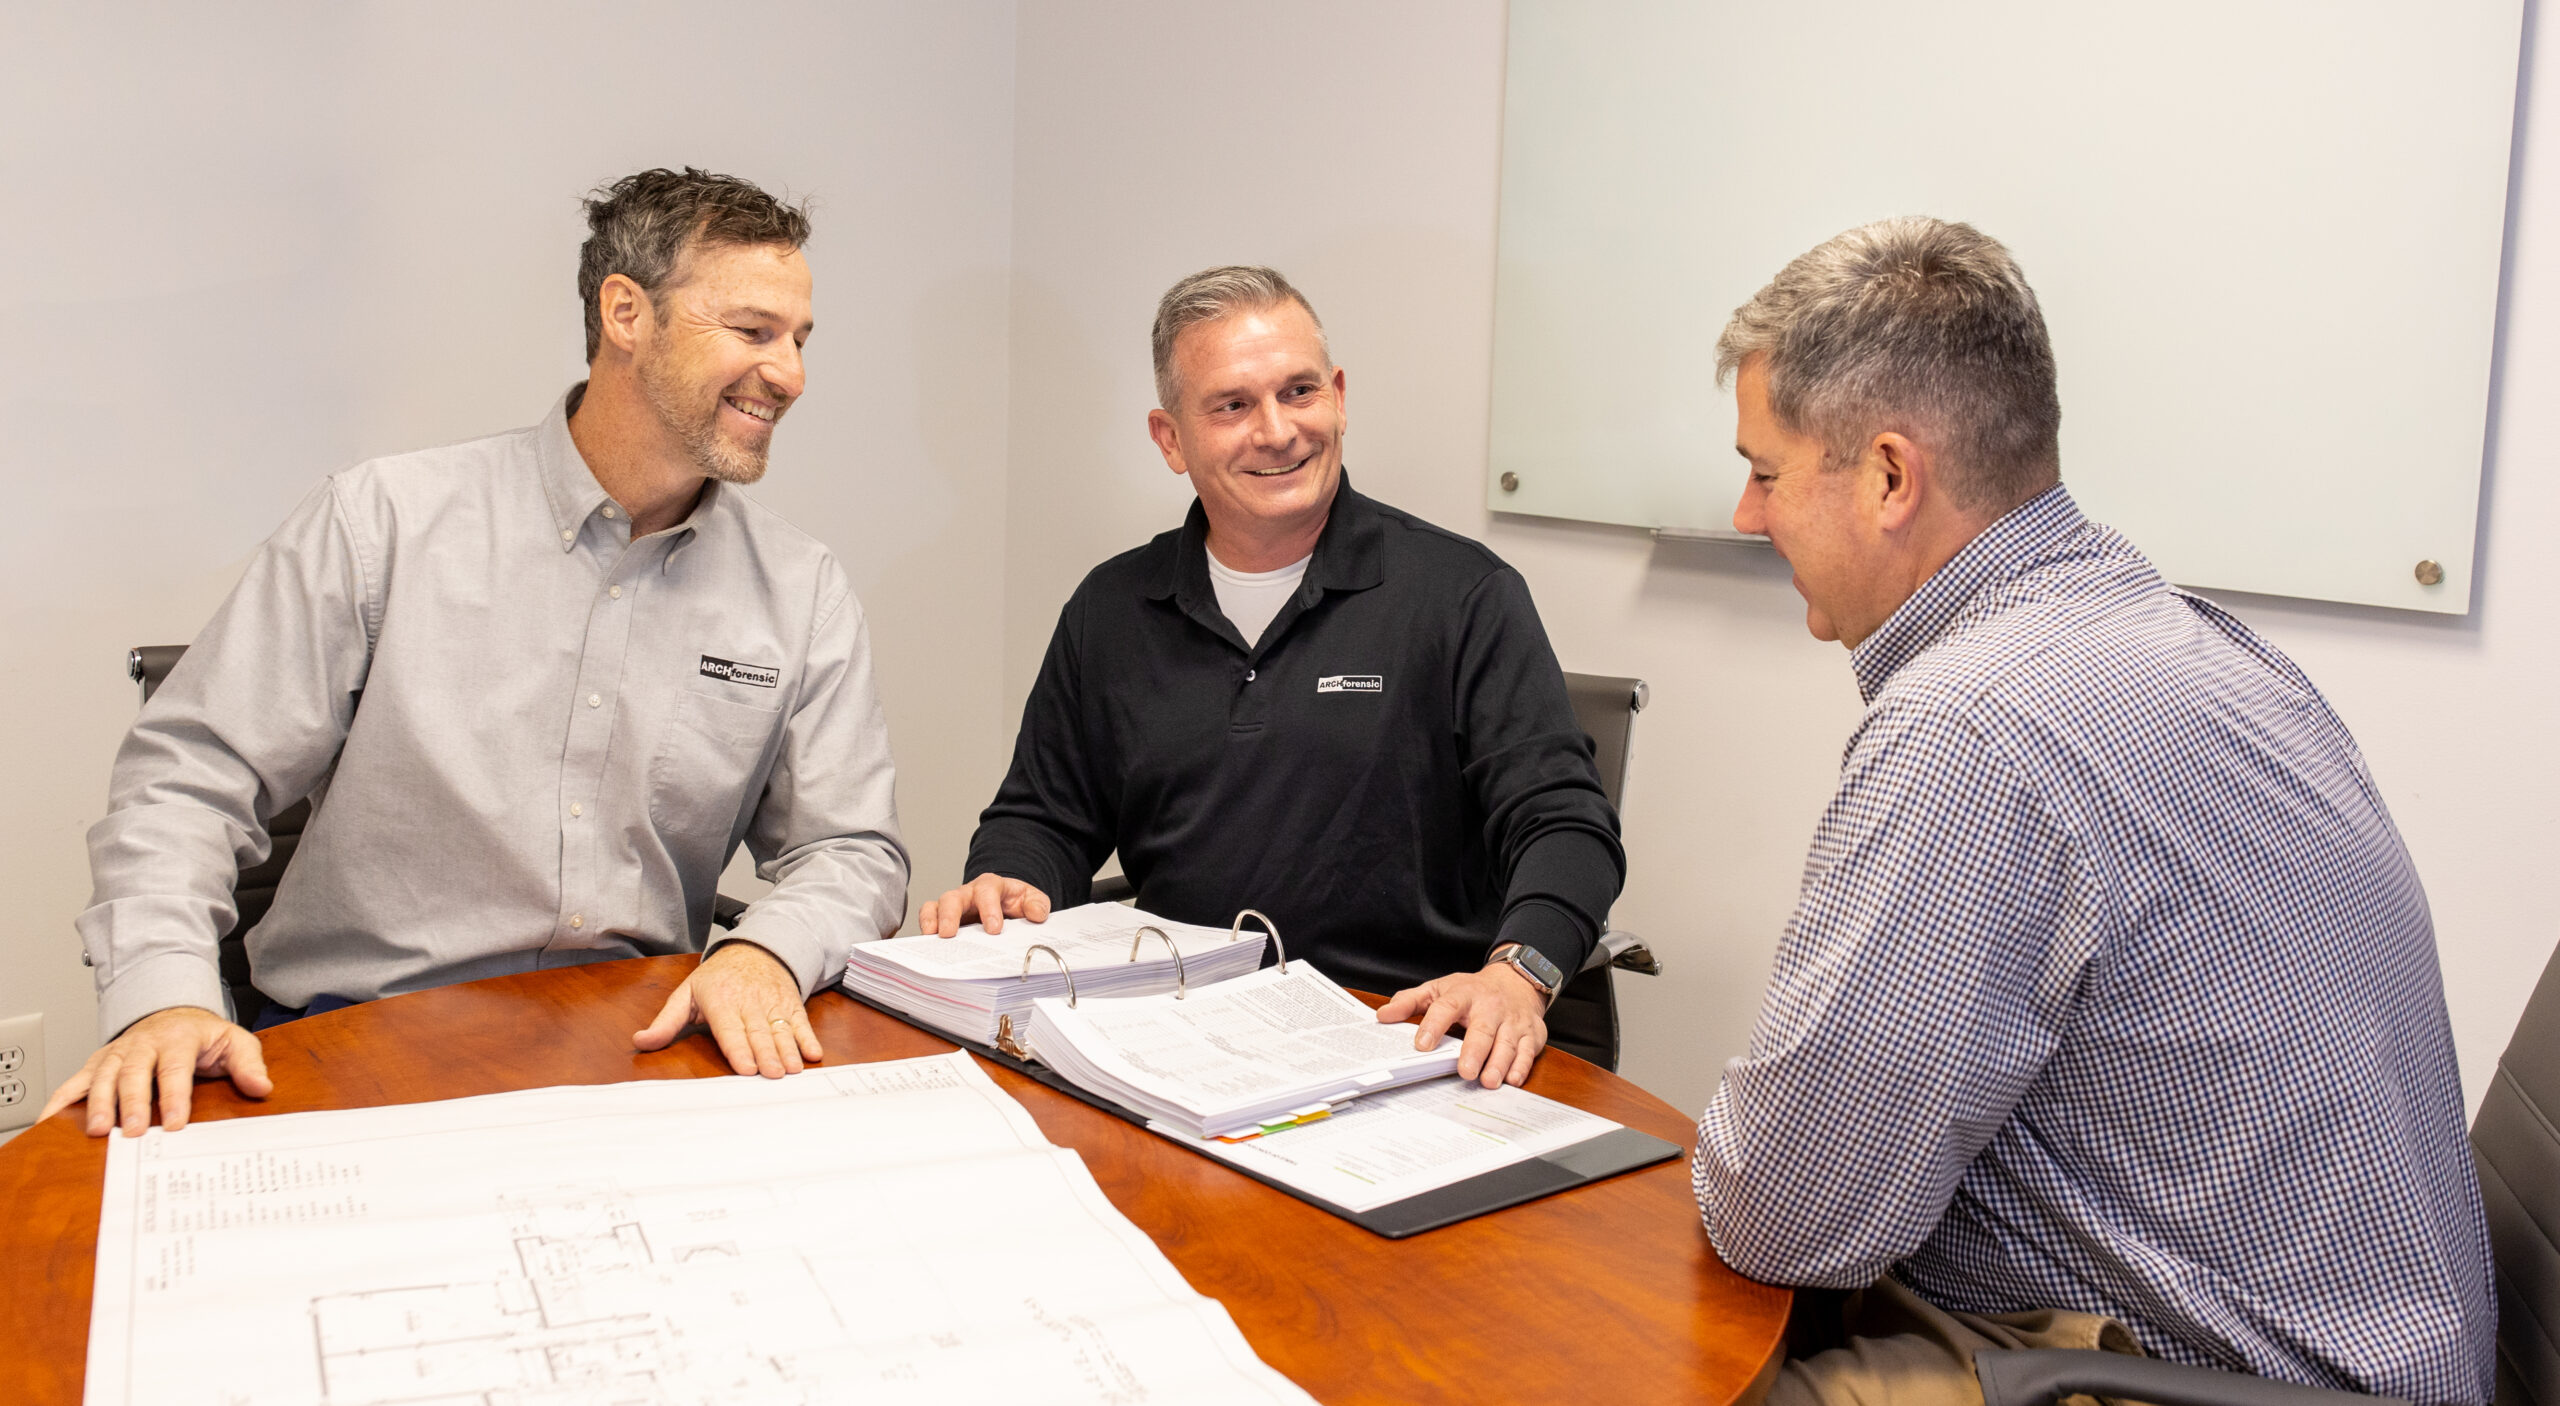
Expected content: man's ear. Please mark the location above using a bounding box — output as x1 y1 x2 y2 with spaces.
1147 407 1190 477
1869 431 1930 533
595 273 650 359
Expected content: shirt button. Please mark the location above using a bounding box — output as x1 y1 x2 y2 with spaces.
609 586 623 599
587 693 602 708
601 505 617 519
569 802 583 818
569 914 585 930
1245 669 1257 682
560 528 575 542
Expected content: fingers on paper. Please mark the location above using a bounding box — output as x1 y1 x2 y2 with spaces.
1373 984 1428 1026
925 874 1051 938
1481 1024 1547 1090
1408 982 1465 1050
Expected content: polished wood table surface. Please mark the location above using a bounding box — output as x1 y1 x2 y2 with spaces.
0 955 1788 1405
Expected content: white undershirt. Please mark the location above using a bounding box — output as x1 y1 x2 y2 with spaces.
1207 550 1313 648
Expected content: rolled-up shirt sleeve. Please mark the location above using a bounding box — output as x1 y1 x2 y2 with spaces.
79 478 377 1038
1692 701 2097 1287
717 567 910 997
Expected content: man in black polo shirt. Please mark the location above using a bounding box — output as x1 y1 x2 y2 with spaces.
922 267 1621 1088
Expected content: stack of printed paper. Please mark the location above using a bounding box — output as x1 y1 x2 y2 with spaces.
85 1052 1317 1406
842 902 1267 1047
1026 963 1462 1139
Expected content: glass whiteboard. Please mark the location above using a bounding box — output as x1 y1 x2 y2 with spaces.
1488 0 2522 613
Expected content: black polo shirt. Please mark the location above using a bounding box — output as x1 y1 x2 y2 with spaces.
965 477 1623 995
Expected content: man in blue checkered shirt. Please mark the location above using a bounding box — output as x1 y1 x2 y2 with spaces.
1691 217 2494 1406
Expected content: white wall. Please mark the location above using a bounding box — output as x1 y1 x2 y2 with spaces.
1005 0 2560 1118
0 2 1019 1096
7 1 2550 1131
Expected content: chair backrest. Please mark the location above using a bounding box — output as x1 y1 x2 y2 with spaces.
2475 939 2560 1406
127 643 306 1015
1561 673 1647 812
129 644 188 703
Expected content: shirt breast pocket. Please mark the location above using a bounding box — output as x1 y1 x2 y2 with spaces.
649 684 785 848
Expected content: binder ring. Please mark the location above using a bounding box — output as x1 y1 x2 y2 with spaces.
1230 909 1286 973
1128 925 1188 998
1020 943 1078 1006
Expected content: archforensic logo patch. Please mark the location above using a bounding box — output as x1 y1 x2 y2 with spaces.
1316 675 1382 694
699 655 781 689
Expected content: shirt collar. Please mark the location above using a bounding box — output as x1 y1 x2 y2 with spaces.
537 381 718 556
1849 483 2085 703
1146 469 1387 605
537 385 610 552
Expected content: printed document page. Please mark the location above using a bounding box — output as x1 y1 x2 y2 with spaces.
1159 1077 1622 1213
854 904 1248 982
1029 964 1459 1136
85 1053 1314 1406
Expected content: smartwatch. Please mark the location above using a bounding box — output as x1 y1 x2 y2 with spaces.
1487 942 1564 1007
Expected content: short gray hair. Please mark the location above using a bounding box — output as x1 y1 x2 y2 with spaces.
1714 217 2060 513
578 167 812 362
1150 265 1330 409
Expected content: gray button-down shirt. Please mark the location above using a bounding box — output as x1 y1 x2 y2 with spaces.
79 389 909 1037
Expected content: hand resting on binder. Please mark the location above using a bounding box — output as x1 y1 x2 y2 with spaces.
1376 966 1550 1090
922 873 1053 938
923 874 1553 1089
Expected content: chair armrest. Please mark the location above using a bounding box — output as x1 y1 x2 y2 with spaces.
1090 873 1134 905
1974 1350 2406 1406
710 893 749 930
1581 929 1663 976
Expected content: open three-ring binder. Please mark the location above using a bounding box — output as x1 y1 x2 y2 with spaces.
840 904 1681 1238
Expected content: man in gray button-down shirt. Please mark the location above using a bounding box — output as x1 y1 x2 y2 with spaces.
46 168 909 1136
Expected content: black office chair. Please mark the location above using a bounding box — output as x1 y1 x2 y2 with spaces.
1974 935 2560 1406
1087 671 1661 1070
1544 672 1663 1071
125 646 749 1022
127 646 302 1020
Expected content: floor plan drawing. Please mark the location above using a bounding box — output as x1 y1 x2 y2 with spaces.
85 1054 1314 1406
306 1183 844 1406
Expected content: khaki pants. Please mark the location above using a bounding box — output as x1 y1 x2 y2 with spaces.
1770 1275 2146 1406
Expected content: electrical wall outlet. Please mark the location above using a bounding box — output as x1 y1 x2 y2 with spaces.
0 1013 45 1132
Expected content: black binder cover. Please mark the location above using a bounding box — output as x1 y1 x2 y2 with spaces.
842 989 1683 1238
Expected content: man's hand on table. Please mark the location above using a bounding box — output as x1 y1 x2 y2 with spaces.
634 941 821 1078
42 1005 272 1137
920 873 1052 938
1377 964 1550 1089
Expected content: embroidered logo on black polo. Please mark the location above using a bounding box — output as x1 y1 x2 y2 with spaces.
1316 674 1382 694
699 655 781 688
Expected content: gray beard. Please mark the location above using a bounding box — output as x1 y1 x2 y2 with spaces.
637 351 770 485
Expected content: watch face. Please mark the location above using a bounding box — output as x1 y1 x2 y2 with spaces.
1504 944 1562 991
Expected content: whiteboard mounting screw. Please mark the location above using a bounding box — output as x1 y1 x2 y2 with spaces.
2414 559 2444 586
1499 472 1520 493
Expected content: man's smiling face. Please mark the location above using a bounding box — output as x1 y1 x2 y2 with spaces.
632 239 813 485
1150 301 1347 557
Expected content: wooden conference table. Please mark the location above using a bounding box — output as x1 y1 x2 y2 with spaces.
0 955 1790 1405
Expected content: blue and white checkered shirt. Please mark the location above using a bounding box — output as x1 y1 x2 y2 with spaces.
1692 486 2494 1404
